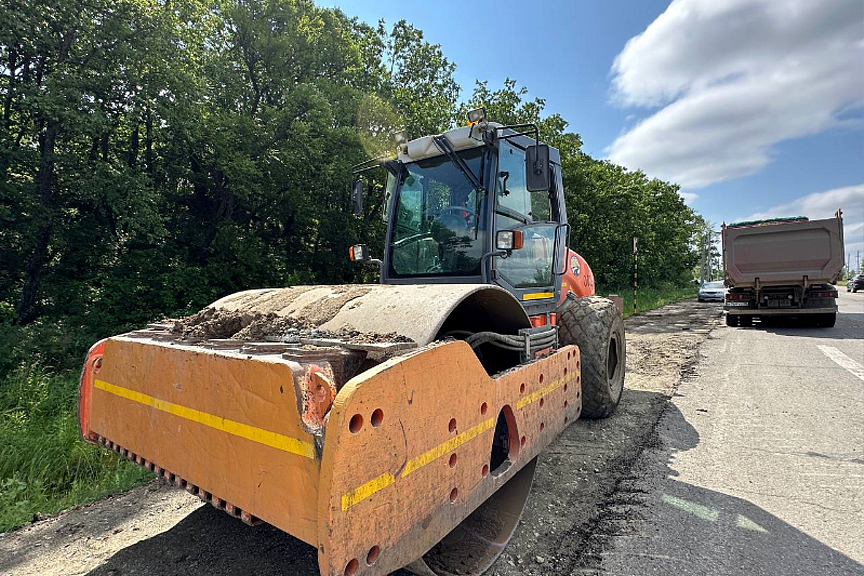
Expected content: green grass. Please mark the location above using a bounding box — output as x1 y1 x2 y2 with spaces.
0 369 152 533
601 282 698 319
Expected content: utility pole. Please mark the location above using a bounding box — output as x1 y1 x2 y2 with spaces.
857 250 861 273
700 229 713 283
633 236 638 315
707 230 713 281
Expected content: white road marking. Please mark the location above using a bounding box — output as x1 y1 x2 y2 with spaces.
817 345 864 381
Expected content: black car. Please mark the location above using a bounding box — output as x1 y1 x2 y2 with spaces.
847 274 864 292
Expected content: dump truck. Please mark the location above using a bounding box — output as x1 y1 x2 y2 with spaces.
722 212 844 327
78 111 625 576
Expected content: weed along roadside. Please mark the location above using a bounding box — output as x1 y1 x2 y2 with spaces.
0 371 152 533
619 283 698 319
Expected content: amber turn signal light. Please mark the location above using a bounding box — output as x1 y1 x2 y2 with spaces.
349 244 370 262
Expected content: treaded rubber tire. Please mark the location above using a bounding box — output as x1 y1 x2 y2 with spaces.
740 315 753 327
557 295 625 419
726 314 738 327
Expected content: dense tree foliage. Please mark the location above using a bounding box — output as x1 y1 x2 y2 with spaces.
1 0 701 371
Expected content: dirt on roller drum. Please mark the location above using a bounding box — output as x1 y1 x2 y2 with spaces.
0 299 722 576
169 289 411 345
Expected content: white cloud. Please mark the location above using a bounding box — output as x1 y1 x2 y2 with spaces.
606 0 863 189
743 183 864 267
679 191 699 204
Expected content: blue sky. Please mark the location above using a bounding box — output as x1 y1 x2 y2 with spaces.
323 0 864 262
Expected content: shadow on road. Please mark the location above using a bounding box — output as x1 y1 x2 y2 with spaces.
87 507 318 576
84 389 676 576
85 352 862 576
735 312 864 339
580 403 864 576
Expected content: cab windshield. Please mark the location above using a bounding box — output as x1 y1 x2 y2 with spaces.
389 148 486 277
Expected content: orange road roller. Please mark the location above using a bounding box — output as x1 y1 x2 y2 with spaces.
80 116 625 576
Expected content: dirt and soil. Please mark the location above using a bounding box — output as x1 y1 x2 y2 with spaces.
170 285 410 344
0 299 721 576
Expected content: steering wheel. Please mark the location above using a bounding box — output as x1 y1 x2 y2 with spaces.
433 206 478 235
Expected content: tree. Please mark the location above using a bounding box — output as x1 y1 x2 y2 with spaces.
0 0 175 326
379 20 460 137
0 3 704 372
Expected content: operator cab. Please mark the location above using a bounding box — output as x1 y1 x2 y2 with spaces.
350 111 569 318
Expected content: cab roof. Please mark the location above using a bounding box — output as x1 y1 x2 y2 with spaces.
397 122 561 165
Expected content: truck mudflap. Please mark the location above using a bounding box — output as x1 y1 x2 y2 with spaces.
80 336 581 576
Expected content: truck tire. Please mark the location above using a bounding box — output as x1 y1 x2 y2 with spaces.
740 315 753 327
726 314 739 327
557 295 625 419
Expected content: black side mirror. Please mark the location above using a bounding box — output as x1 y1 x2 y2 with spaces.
350 179 365 216
525 144 551 192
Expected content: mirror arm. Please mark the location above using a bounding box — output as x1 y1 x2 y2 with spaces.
351 154 391 176
357 257 384 281
481 250 510 268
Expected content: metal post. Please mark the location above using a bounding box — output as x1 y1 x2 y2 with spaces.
633 236 638 315
707 230 713 281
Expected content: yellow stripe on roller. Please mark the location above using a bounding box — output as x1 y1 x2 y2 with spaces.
522 292 554 301
93 379 315 459
341 473 395 511
340 417 496 510
516 371 576 410
401 417 495 478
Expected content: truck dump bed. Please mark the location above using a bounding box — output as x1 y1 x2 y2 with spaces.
723 214 844 288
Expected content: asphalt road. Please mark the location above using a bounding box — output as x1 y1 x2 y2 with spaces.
592 290 864 576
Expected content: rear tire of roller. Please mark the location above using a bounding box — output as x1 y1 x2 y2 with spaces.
557 295 626 419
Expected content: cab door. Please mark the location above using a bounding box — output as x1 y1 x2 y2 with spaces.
492 140 564 315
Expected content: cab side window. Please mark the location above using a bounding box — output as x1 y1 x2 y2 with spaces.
494 141 556 288
497 143 530 217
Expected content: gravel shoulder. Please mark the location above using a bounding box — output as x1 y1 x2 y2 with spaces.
0 299 722 576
